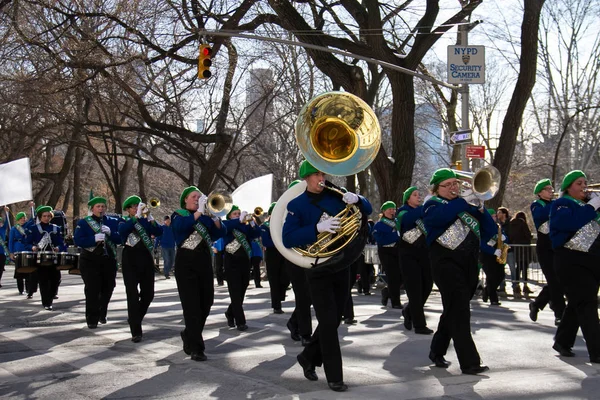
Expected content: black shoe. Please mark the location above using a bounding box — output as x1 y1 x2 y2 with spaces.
237 324 248 331
328 381 348 392
529 302 539 321
415 327 433 335
392 304 403 309
191 351 207 361
27 295 33 299
381 287 389 306
180 330 191 355
19 291 24 295
402 307 413 331
256 284 263 288
287 320 301 341
461 365 489 375
429 351 450 368
165 275 171 279
44 306 53 311
364 292 371 296
273 309 284 314
343 318 357 325
88 323 97 329
301 336 312 347
482 287 489 303
225 312 235 327
553 342 575 357
132 335 142 343
555 317 562 326
590 356 600 364
490 301 502 306
99 317 107 324
297 353 318 381
53 296 59 299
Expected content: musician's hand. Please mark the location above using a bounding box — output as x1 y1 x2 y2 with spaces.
494 249 502 258
95 233 106 242
198 194 208 214
135 203 145 218
3 205 8 212
501 234 507 241
147 214 154 222
32 246 38 252
9 253 15 261
317 217 341 233
101 225 111 235
239 211 248 223
28 201 34 207
342 192 359 204
588 196 600 210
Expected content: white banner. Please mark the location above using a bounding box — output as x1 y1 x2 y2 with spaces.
0 158 33 206
232 174 273 214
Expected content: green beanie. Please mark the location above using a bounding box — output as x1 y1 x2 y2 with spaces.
288 179 301 189
88 197 107 207
533 179 553 195
268 202 276 215
35 205 53 215
403 186 418 204
380 201 396 212
122 195 142 210
180 186 200 209
226 205 240 220
299 160 319 178
15 212 26 221
429 168 457 186
487 208 496 216
560 170 586 191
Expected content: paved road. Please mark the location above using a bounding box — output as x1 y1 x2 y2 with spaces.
0 266 598 399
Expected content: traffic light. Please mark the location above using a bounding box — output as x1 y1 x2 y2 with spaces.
198 44 212 79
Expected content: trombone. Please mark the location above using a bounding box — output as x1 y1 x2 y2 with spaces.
206 191 233 218
452 165 501 207
141 197 161 217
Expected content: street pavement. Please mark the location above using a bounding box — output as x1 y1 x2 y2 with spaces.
0 266 598 399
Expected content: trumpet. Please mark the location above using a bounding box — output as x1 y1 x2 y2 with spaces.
242 208 264 224
149 198 160 208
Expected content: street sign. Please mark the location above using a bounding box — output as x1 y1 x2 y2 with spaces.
449 129 472 145
466 145 486 159
447 45 486 84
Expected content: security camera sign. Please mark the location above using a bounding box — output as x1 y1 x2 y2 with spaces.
447 46 485 84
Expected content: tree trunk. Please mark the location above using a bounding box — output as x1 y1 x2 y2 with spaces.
72 147 83 222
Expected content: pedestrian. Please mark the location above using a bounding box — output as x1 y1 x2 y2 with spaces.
373 201 403 309
157 215 176 279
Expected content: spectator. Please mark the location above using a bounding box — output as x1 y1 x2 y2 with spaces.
509 211 533 295
156 216 176 279
497 207 519 298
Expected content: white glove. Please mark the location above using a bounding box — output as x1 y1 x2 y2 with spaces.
147 214 154 222
239 211 248 223
501 234 506 241
342 192 359 204
250 220 256 227
317 217 341 233
198 194 208 214
588 196 600 210
95 233 106 242
101 225 111 235
494 249 502 258
212 216 221 222
135 203 145 218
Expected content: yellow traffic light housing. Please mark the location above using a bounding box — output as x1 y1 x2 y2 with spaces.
198 44 212 79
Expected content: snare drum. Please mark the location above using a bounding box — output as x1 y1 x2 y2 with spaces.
57 252 77 270
363 244 380 265
37 251 57 266
16 251 37 274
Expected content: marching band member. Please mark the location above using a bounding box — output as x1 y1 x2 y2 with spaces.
260 202 290 314
423 168 497 375
282 160 372 393
172 186 226 361
373 201 403 309
283 181 313 346
9 211 31 294
24 205 67 311
479 209 505 306
250 237 264 288
73 197 123 328
222 205 261 331
550 170 600 363
396 186 433 334
0 215 8 288
529 179 565 325
118 196 163 343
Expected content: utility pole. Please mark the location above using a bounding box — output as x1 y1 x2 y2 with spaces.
460 24 471 172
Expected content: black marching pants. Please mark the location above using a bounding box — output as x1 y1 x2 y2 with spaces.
175 247 214 353
214 250 225 285
400 245 433 329
265 247 289 310
554 248 600 359
79 252 117 326
286 260 312 337
38 266 61 307
358 254 373 294
251 256 262 286
480 253 505 304
224 249 251 326
430 243 482 369
379 246 403 306
533 235 565 319
300 266 350 383
342 260 359 320
122 245 156 336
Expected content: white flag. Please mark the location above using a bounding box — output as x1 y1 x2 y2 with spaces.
0 158 33 206
232 174 273 214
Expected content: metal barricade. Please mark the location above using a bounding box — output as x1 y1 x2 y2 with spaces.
507 244 546 285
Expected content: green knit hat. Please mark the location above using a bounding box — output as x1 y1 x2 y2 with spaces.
88 196 107 207
487 208 496 216
429 168 457 185
380 201 396 212
268 202 276 215
560 170 586 191
122 195 142 210
15 212 26 221
534 179 553 195
180 186 200 209
35 205 53 215
403 186 418 204
299 160 319 178
226 205 240 220
288 179 301 189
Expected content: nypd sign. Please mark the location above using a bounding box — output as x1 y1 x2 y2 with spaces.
447 46 485 84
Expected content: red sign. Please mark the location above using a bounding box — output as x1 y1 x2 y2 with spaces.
466 145 485 159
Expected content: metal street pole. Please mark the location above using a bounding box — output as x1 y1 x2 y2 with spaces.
460 25 471 172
